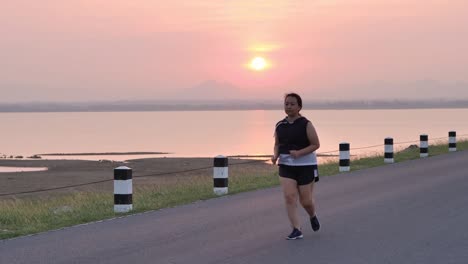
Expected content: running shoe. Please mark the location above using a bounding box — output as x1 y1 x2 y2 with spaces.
310 215 320 232
286 228 303 240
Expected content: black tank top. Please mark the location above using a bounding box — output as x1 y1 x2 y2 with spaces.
275 116 310 154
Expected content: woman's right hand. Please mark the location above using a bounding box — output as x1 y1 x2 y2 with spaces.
271 155 278 165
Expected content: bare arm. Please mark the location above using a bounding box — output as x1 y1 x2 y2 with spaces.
290 121 320 158
272 131 279 164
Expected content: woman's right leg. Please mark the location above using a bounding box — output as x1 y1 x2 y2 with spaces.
280 177 300 228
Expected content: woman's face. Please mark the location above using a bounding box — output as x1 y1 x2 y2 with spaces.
284 96 301 117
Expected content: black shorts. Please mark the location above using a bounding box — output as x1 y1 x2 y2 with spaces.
279 164 319 185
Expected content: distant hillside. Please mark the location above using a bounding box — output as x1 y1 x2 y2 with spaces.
1 99 468 112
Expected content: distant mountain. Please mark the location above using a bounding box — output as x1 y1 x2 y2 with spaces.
317 79 468 101
176 80 244 100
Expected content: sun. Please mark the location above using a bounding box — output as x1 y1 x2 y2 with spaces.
249 57 268 71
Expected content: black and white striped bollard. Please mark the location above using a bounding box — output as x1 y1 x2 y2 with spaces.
449 131 457 152
384 137 394 164
339 142 350 172
213 155 228 195
420 134 429 158
114 166 133 213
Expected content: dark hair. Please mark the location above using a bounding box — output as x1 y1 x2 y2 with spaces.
284 93 302 108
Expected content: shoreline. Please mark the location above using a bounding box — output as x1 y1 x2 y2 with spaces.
1 152 339 161
1 140 465 198
35 152 170 156
2 99 468 113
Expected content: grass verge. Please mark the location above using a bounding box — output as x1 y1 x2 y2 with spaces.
1 140 467 240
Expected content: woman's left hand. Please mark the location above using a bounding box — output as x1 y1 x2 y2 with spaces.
289 150 301 159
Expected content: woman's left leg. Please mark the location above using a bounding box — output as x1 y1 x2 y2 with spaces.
298 182 316 217
299 182 320 231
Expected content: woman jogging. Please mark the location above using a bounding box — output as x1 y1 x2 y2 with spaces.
272 93 321 240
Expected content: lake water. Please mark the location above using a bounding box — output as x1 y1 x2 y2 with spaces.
1 109 467 161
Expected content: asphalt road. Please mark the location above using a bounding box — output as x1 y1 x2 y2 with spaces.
2 151 468 264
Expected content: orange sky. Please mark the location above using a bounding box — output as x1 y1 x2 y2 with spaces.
1 0 468 102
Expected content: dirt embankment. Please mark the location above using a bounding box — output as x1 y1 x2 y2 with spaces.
0 157 274 199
